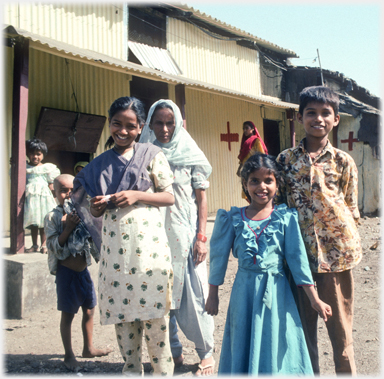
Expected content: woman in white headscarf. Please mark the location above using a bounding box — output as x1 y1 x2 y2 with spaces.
140 100 215 376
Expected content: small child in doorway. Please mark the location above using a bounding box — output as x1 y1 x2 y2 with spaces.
44 174 112 372
24 138 60 253
205 153 332 375
276 86 362 374
74 161 88 176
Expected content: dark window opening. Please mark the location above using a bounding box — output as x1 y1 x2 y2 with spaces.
130 76 168 116
128 7 166 49
263 119 281 157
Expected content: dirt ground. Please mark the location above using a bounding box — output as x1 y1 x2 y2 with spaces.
2 215 381 376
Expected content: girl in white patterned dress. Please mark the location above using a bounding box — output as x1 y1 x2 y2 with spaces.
24 138 60 253
73 97 175 376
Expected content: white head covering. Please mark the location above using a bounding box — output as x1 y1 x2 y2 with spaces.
140 99 212 171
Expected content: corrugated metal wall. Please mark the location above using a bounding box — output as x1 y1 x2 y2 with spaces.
3 3 126 60
167 18 261 97
338 115 379 214
184 88 286 213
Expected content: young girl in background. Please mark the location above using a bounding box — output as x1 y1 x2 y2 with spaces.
205 153 332 375
71 96 175 376
237 121 268 166
24 138 60 253
237 121 268 201
73 161 88 176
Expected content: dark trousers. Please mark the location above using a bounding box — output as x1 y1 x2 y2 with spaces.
294 270 356 375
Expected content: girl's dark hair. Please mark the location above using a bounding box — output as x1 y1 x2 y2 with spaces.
149 101 174 124
240 153 284 204
26 138 48 157
105 96 146 149
298 86 339 116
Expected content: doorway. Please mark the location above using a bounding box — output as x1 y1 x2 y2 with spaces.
130 76 168 116
263 119 281 157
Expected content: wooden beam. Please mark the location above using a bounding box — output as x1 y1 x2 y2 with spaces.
10 38 29 254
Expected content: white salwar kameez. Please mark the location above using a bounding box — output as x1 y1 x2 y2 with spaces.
141 100 215 360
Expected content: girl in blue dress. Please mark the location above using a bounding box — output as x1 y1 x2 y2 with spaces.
205 153 332 375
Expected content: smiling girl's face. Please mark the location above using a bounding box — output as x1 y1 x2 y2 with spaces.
243 167 277 209
109 109 142 154
28 149 44 166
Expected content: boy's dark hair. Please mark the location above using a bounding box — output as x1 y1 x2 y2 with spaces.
105 96 146 149
240 153 284 204
26 138 48 157
298 86 340 116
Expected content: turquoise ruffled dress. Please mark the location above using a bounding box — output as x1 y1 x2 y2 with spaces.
209 204 314 375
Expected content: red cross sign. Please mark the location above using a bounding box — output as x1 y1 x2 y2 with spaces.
220 122 239 151
341 131 359 151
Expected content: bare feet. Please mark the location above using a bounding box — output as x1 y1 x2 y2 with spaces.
195 356 215 376
82 346 113 358
173 354 184 368
64 355 81 372
25 245 39 253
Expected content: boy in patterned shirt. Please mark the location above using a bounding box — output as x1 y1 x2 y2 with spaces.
277 86 362 375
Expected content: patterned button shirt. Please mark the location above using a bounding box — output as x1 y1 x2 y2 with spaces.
277 139 362 273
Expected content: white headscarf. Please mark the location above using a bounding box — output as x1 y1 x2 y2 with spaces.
140 99 212 171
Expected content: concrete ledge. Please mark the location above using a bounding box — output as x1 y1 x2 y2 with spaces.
3 253 98 319
2 217 216 320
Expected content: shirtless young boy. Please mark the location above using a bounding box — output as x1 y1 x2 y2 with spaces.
44 174 112 371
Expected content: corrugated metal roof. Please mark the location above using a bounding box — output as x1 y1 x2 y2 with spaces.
128 41 182 75
163 2 298 58
4 25 299 110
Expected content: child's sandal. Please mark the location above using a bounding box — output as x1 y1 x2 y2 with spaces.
40 245 48 254
25 245 39 253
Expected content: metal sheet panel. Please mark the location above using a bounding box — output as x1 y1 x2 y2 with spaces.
167 17 262 98
128 41 182 75
173 3 298 57
27 48 131 157
3 3 126 60
5 25 299 111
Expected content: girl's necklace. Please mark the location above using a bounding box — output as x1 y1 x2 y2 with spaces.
241 207 275 264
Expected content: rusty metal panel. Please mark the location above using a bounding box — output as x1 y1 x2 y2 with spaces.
167 17 261 98
27 48 131 157
3 3 125 60
34 108 106 153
